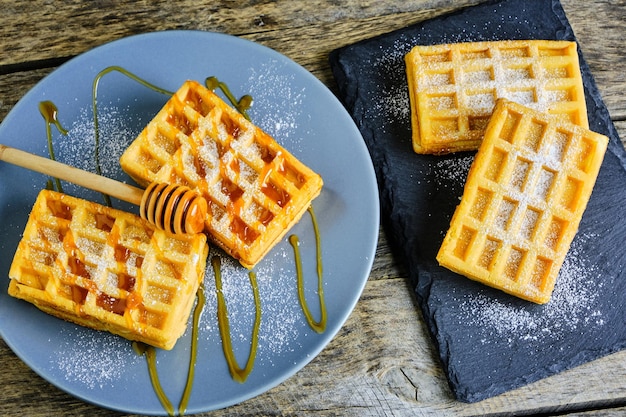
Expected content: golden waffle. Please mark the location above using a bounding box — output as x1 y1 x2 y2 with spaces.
405 40 588 154
436 99 607 304
120 80 323 269
8 190 209 350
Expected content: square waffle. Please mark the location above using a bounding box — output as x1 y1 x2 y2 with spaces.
120 80 323 269
405 40 588 154
436 99 608 304
8 189 209 350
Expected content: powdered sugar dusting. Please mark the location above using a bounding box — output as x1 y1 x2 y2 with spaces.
53 104 146 195
53 327 135 389
379 82 411 122
432 150 606 346
456 232 605 346
243 59 307 148
201 246 304 366
433 155 474 190
367 36 415 128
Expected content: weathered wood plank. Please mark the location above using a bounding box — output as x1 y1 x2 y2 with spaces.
561 0 626 120
1 1 625 416
566 407 626 417
0 69 53 121
1 2 624 121
0 0 482 68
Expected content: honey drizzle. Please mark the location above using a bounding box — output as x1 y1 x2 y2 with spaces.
43 69 327 415
178 281 205 415
39 101 68 193
132 342 175 416
212 256 261 383
289 206 327 333
204 76 253 121
91 66 174 206
132 282 205 417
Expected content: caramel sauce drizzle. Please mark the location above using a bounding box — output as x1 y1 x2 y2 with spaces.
132 342 175 416
179 281 206 414
43 69 325 416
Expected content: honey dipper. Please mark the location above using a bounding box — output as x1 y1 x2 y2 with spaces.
0 144 207 235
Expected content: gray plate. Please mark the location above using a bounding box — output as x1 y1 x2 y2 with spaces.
0 31 379 415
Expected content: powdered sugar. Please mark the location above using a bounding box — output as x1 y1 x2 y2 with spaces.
366 37 414 129
201 246 305 365
56 105 146 182
375 82 411 125
433 154 474 190
456 232 605 346
243 59 307 147
433 153 606 345
53 326 136 390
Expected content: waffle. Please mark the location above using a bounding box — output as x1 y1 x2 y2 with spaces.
8 190 209 350
120 80 323 269
436 99 607 304
405 40 588 154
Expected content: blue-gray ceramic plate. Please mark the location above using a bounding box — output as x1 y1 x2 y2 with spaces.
0 31 379 415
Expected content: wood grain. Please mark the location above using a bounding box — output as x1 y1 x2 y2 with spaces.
0 1 483 68
1 0 625 416
0 144 146 205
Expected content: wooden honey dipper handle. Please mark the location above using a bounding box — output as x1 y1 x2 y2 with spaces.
0 144 144 205
0 144 207 234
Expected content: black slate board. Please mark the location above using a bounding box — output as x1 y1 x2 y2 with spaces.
329 0 626 403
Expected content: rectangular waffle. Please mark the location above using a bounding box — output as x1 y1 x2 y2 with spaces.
436 99 607 304
405 40 588 154
120 80 323 269
8 190 209 350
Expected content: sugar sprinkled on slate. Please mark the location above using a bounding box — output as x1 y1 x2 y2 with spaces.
433 155 474 190
456 233 605 346
433 153 605 346
329 0 625 403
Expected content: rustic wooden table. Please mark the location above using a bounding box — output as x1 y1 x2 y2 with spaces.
1 1 625 416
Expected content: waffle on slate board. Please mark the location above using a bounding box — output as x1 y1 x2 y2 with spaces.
437 99 607 304
405 40 588 154
8 190 209 350
120 80 323 269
